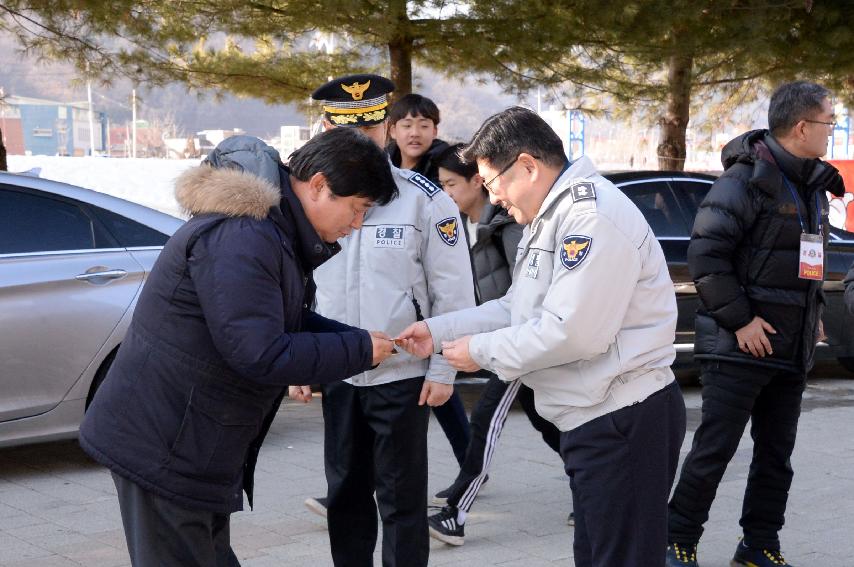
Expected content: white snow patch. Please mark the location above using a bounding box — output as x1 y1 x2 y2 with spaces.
8 155 202 218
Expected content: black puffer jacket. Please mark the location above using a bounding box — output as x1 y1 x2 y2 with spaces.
463 202 523 303
690 129 844 371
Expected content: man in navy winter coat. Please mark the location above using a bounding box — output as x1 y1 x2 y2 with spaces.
79 130 398 566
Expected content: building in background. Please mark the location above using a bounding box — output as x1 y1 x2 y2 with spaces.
279 125 310 160
0 95 107 156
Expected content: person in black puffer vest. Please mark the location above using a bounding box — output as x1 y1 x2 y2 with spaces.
666 82 845 567
426 144 568 547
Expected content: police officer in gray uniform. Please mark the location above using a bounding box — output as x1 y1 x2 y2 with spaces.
399 107 687 567
289 74 475 567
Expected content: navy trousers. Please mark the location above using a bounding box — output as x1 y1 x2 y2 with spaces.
561 381 686 567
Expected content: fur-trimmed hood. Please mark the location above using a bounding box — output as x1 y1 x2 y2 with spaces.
175 165 281 220
175 135 284 220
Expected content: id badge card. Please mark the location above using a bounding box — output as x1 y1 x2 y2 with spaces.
798 233 824 280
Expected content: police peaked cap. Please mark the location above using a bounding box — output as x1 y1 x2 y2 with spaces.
312 73 395 127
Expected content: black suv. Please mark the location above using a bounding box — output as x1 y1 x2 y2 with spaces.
608 171 854 373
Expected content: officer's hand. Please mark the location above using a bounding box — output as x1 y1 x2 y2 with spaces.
735 316 776 358
442 336 480 372
289 386 313 403
395 322 434 359
418 380 453 407
369 331 396 365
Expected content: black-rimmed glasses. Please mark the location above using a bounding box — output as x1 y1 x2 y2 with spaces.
804 118 837 127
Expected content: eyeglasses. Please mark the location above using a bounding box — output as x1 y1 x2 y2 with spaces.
483 154 540 192
804 118 837 127
483 157 519 193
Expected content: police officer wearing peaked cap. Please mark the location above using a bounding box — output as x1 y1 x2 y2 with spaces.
311 73 396 129
290 74 476 567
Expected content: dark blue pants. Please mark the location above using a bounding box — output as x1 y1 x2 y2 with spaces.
432 390 471 465
668 361 806 550
322 378 430 567
561 381 686 567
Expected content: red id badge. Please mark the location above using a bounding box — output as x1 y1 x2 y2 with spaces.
798 233 824 280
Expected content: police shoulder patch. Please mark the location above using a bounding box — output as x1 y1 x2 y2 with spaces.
559 234 592 270
570 181 596 202
408 172 441 197
435 217 459 246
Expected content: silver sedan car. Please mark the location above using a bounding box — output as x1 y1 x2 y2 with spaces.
0 171 184 447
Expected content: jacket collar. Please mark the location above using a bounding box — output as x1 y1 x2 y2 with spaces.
532 156 593 226
275 166 340 272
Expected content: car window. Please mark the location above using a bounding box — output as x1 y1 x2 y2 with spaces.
92 206 169 247
618 181 689 237
0 189 97 254
672 180 713 218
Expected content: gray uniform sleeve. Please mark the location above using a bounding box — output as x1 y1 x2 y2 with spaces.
420 192 477 384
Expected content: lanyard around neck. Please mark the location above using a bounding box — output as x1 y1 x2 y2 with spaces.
781 175 822 234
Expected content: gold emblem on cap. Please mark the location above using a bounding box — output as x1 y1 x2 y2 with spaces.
341 80 371 101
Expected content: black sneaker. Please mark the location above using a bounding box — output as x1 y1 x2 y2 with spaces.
304 496 328 518
731 540 792 567
666 542 699 567
428 506 465 546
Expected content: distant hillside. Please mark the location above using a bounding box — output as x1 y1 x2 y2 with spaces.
0 35 522 141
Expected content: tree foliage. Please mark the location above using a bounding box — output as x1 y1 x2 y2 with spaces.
2 1 853 169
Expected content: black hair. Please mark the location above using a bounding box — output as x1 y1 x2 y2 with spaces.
461 107 566 170
435 143 479 180
289 128 397 205
768 81 831 137
388 93 441 126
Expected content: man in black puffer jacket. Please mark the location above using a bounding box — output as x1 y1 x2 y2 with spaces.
666 82 845 567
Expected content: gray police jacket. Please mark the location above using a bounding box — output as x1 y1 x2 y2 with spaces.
314 164 476 386
427 156 677 431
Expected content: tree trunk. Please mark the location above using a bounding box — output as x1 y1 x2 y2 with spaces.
387 0 413 100
657 54 693 171
0 129 7 171
388 37 413 99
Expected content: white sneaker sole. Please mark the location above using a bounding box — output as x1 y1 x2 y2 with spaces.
428 525 464 546
304 498 328 519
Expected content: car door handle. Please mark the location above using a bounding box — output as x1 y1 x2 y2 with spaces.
75 269 128 283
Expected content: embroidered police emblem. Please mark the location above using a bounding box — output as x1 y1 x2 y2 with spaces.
560 235 592 270
436 217 459 246
570 181 596 202
374 225 405 249
409 172 441 197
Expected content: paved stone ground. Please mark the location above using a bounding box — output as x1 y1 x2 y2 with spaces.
0 369 853 566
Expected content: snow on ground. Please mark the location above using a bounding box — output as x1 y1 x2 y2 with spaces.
8 155 201 218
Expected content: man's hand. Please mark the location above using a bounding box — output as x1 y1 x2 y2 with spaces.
418 380 453 407
735 316 777 358
395 321 435 359
816 318 827 343
369 331 396 365
289 385 312 403
441 336 480 372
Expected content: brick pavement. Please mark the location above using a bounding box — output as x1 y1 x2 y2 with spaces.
0 377 852 566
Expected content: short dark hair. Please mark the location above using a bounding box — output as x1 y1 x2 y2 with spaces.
435 143 479 180
768 81 831 137
388 93 441 126
462 107 566 170
289 128 397 205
